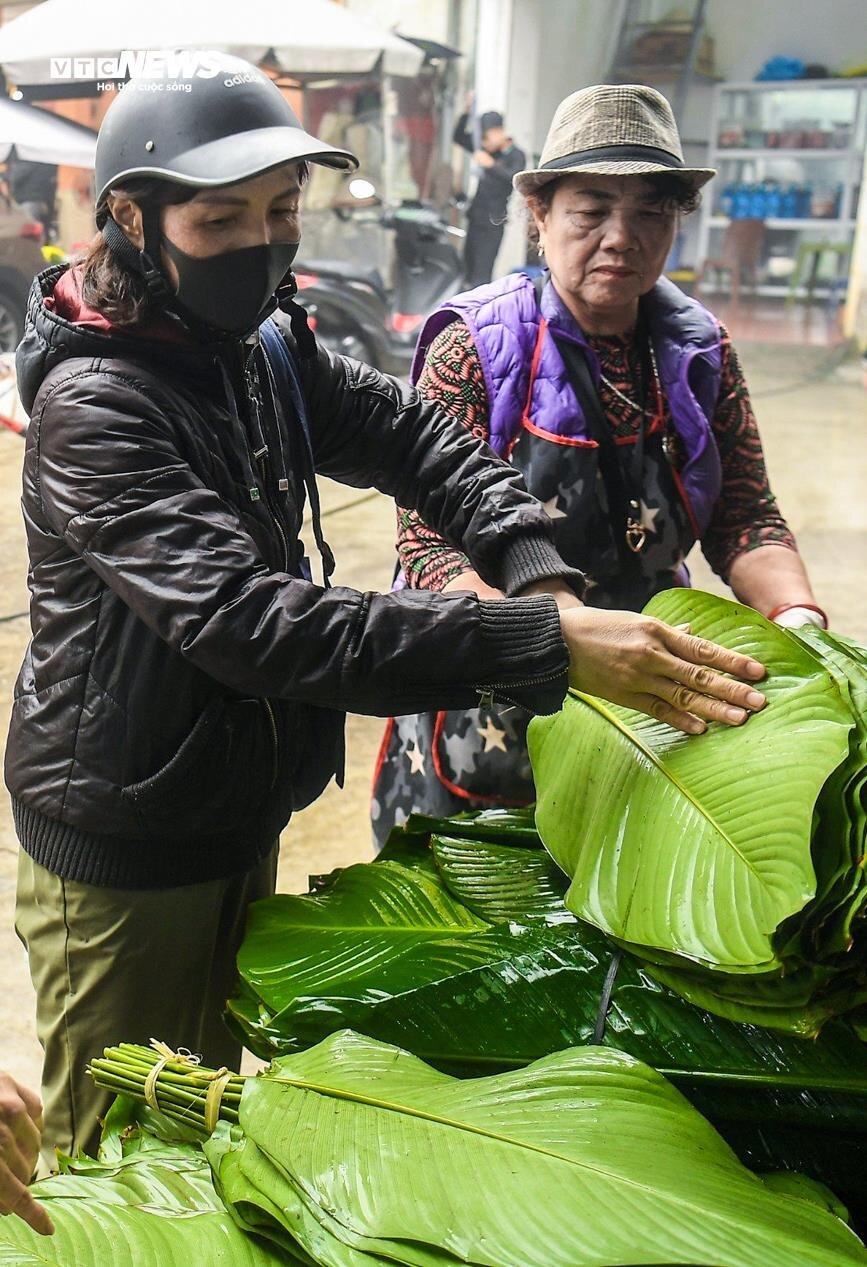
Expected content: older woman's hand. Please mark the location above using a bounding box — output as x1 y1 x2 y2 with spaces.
443 570 505 601
517 579 583 612
0 1073 53 1236
560 606 766 735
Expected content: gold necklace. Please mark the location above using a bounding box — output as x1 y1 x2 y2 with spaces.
598 340 660 416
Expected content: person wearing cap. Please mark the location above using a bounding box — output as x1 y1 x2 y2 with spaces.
373 83 820 839
453 103 526 286
7 60 767 1162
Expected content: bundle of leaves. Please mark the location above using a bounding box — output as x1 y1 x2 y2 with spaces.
42 1033 861 1266
225 807 867 1223
530 591 867 1034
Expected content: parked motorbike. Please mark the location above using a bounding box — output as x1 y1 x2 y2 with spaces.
295 180 465 377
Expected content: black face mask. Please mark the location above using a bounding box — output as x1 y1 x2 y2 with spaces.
158 235 299 337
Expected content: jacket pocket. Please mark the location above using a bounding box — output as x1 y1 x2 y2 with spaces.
122 697 273 838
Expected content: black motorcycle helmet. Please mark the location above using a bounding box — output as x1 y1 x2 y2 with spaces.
94 49 358 333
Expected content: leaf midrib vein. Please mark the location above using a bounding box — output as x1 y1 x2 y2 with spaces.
571 692 764 884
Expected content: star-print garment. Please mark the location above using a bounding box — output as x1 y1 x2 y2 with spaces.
371 315 796 846
371 704 535 845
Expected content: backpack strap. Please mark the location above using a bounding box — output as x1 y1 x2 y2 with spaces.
258 318 336 586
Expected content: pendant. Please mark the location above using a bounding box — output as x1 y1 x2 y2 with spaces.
625 500 647 552
625 518 647 553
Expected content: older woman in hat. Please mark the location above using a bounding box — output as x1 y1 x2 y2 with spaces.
372 83 822 839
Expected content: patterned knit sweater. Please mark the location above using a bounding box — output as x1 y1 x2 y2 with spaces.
397 317 795 591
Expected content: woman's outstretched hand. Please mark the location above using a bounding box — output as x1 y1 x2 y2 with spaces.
0 1073 53 1236
559 605 767 735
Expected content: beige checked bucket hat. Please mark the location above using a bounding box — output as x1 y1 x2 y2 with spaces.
514 83 716 196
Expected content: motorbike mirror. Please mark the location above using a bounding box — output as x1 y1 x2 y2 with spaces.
348 178 378 201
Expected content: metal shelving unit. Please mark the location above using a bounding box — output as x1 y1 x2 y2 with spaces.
696 78 867 298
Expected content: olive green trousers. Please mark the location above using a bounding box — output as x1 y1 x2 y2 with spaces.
15 846 278 1168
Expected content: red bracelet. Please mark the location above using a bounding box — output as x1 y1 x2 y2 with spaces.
766 602 829 628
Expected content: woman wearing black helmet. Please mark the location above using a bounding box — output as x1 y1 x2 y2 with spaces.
7 52 767 1163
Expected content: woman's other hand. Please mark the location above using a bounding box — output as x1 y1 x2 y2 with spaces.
0 1073 53 1236
443 570 505 601
517 579 583 612
560 606 766 735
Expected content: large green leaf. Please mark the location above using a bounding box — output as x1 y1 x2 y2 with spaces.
529 590 853 971
230 861 562 1043
0 1130 289 1266
227 858 580 1065
794 627 867 958
406 807 540 847
429 834 572 923
645 958 867 1035
204 1030 867 1267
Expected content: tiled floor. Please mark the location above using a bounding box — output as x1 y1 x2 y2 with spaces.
695 293 848 346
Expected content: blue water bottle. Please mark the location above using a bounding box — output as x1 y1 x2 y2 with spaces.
733 183 751 219
746 184 760 218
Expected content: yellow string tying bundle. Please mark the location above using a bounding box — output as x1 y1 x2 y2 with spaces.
204 1070 233 1134
143 1039 232 1131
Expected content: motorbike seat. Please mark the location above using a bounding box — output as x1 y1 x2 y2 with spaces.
297 259 388 303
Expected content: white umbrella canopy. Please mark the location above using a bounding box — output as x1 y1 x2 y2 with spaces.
0 97 96 166
0 0 424 85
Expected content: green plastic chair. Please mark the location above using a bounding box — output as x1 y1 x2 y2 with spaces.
786 240 850 306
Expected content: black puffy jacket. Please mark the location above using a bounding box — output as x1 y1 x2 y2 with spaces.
6 265 574 888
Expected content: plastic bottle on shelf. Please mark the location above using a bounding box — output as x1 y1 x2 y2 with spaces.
748 183 766 218
764 181 782 219
780 183 798 219
733 182 752 219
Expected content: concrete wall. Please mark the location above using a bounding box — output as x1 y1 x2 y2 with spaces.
707 0 867 81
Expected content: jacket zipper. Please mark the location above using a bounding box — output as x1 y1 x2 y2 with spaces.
475 668 566 712
262 698 279 790
246 364 291 573
244 358 284 793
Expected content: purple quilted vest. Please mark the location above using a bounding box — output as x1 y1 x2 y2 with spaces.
412 272 723 535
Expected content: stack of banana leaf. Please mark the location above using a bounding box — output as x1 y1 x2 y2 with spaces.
225 809 867 1225
6 1036 867 1265
227 593 867 1224
529 591 867 1034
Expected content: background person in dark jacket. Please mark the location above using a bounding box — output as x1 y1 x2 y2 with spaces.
5 151 57 241
453 104 525 286
7 52 767 1165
